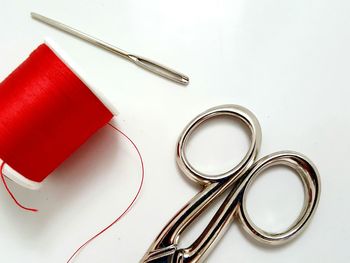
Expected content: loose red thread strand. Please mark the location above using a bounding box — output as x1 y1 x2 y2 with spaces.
0 162 38 212
67 124 145 263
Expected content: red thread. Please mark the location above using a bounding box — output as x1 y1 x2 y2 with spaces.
0 162 38 212
0 44 113 182
66 123 144 262
0 43 145 260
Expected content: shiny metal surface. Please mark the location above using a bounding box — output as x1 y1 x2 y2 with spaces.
31 12 189 85
141 104 320 263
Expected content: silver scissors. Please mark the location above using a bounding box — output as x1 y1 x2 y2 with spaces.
141 104 321 263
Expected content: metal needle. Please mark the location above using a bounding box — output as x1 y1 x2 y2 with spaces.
31 12 189 85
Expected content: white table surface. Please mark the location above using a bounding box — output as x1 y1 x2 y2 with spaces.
1 1 349 262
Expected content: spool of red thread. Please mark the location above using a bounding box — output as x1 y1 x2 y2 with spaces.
0 39 117 190
0 39 145 261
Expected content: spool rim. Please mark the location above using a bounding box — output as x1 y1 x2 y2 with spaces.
1 159 42 190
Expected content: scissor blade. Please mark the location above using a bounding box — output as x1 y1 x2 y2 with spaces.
145 254 175 263
142 245 182 263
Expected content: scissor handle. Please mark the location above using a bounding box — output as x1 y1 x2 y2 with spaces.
177 104 262 185
178 151 321 262
238 151 321 245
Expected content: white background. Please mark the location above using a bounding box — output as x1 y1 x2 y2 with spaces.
0 0 349 262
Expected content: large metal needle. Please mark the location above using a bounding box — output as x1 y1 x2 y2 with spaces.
31 12 189 85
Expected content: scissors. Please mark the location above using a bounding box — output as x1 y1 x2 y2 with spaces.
141 104 321 263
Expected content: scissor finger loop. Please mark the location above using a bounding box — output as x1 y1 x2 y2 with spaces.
238 151 321 245
177 104 262 186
